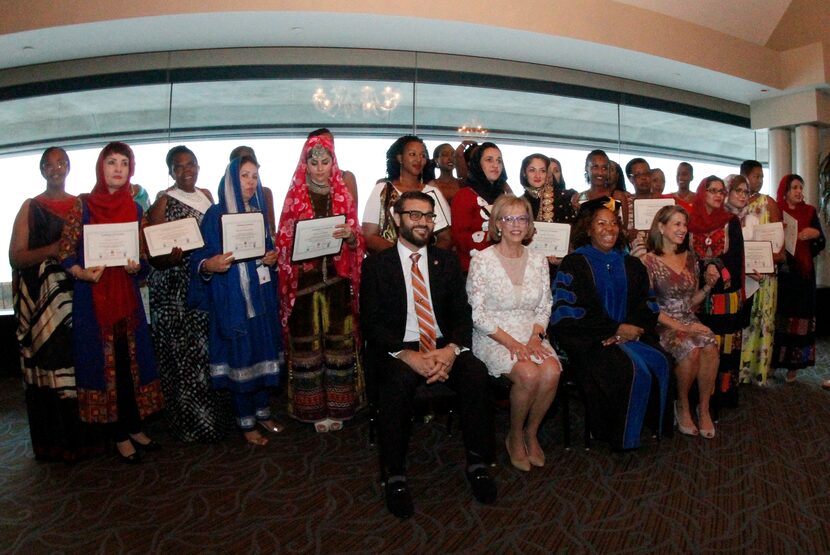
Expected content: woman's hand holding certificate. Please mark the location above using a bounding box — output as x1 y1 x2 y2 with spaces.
292 214 346 262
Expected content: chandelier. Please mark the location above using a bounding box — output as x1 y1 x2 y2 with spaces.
312 85 401 118
457 123 489 137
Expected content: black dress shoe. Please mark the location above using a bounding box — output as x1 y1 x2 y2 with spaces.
384 479 414 519
130 437 162 452
466 467 497 504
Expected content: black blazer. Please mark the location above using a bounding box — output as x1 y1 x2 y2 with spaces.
360 245 473 356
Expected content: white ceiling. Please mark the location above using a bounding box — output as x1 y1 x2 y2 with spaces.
614 0 793 45
0 9 794 105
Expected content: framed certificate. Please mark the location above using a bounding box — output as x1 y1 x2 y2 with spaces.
292 214 346 262
424 189 450 233
744 241 775 274
143 217 204 257
221 213 266 261
634 198 675 230
752 222 784 252
528 222 571 258
783 211 798 256
83 222 140 268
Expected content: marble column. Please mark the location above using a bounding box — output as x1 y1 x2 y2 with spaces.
795 124 819 206
767 127 791 196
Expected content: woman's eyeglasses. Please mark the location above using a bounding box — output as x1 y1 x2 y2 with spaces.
706 188 727 195
398 210 437 223
731 188 749 196
499 215 530 225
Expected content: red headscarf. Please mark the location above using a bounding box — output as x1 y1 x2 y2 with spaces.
86 142 140 330
777 174 816 276
687 176 734 234
276 136 365 334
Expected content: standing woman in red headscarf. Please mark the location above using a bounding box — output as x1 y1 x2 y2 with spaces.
276 135 366 432
773 174 825 383
59 142 163 463
687 176 745 409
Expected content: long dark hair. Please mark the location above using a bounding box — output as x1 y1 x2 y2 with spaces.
549 157 566 191
466 141 508 204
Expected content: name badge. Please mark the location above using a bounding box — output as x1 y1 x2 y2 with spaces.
257 264 271 284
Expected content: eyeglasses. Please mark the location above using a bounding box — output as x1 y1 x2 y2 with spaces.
731 188 749 196
499 215 530 225
398 210 437 223
706 188 727 195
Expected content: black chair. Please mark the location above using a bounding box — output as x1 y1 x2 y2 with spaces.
550 338 592 450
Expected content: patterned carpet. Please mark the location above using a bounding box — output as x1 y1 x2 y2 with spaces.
2 343 830 554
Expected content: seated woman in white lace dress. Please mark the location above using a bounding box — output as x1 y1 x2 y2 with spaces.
467 194 561 472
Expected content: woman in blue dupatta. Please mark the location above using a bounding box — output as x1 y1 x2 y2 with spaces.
190 156 282 446
551 197 670 450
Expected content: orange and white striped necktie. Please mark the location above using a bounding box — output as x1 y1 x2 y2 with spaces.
410 253 437 352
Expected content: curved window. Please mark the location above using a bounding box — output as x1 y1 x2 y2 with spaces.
0 59 766 296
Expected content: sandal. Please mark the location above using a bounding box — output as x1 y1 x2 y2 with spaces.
314 419 331 433
243 430 268 446
329 419 343 432
258 419 285 434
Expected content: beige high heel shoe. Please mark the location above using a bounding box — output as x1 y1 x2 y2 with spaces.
696 406 715 439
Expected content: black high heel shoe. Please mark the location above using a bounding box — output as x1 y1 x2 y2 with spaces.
116 442 142 464
130 437 162 452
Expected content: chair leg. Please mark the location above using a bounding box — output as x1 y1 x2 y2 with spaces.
446 409 454 437
368 405 377 446
561 385 572 450
580 390 591 450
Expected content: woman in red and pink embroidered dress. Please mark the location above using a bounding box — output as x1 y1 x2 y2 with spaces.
276 135 366 432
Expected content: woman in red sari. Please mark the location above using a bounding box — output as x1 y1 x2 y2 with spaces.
773 174 825 382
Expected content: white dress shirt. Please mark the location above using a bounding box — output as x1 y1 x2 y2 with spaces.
396 241 444 343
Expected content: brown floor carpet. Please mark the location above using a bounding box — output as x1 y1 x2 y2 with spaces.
2 342 830 554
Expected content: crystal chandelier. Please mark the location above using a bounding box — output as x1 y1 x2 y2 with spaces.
312 85 401 118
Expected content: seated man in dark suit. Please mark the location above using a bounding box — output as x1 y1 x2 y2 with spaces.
361 191 497 519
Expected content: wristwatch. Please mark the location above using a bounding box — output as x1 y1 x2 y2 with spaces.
448 343 462 356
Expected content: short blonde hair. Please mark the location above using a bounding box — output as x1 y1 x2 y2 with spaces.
488 194 535 243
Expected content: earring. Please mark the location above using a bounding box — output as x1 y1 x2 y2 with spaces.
497 228 502 237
